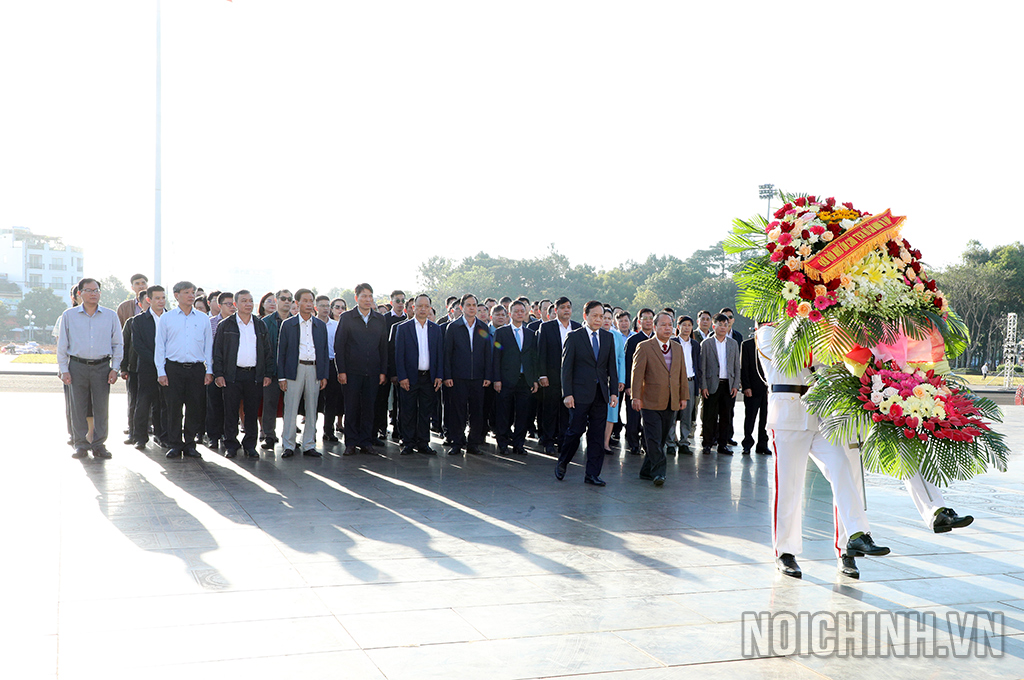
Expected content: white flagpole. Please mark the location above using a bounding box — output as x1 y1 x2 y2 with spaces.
155 0 163 284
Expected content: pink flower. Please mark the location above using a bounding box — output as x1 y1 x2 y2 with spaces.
808 310 823 322
786 299 799 317
777 232 793 246
789 272 806 285
770 250 785 262
813 295 831 310
809 225 826 235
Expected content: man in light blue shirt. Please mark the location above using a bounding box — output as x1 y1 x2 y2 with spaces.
155 281 213 459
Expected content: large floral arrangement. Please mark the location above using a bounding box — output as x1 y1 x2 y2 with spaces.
805 359 1007 485
727 193 968 376
728 192 1006 484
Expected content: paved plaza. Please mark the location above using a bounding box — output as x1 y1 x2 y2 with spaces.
4 378 1024 679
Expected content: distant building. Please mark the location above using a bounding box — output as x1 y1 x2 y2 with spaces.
0 227 84 309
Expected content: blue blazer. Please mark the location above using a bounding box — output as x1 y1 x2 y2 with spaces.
277 315 329 381
394 318 443 383
443 317 492 381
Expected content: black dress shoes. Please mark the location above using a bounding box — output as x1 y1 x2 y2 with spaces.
466 446 482 455
846 533 890 557
584 475 606 486
281 449 295 458
206 438 220 450
718 448 733 455
932 507 974 533
224 449 238 459
756 447 772 455
303 449 322 457
512 446 526 456
679 445 692 455
701 447 711 455
554 464 566 481
323 434 340 443
135 442 147 451
71 449 89 459
401 447 416 455
245 449 260 459
638 473 654 481
497 446 508 456
124 437 136 445
183 448 203 459
628 448 641 456
166 449 182 459
357 446 375 455
342 446 358 456
260 439 276 451
449 447 464 456
728 439 738 447
839 554 860 578
741 448 751 455
417 445 437 456
777 553 801 578
653 475 665 487
93 447 112 459
544 445 556 454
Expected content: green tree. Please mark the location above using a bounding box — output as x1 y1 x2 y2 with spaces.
17 288 67 331
0 299 9 317
97 275 131 306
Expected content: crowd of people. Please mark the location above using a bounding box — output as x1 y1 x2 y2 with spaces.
54 272 977 579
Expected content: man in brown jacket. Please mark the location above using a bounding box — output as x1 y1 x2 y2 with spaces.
116 274 150 329
631 311 690 486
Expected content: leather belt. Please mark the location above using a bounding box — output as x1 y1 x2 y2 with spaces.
167 360 199 369
772 384 808 395
299 360 315 366
70 355 110 366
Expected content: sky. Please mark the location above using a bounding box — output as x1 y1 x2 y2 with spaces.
2 1 1022 298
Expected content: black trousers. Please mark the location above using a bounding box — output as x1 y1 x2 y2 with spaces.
742 389 769 452
399 372 436 448
134 367 166 445
540 383 569 449
496 375 532 450
701 380 733 451
323 361 344 438
125 371 139 440
625 396 644 452
343 374 378 448
223 369 261 451
205 380 225 441
373 376 390 436
164 361 206 450
556 385 607 479
484 384 495 434
640 407 674 478
450 378 486 447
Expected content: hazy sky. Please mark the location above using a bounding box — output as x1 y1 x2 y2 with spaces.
2 1 1021 297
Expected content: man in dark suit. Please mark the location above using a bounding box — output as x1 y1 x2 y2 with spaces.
740 326 770 455
335 283 389 456
124 285 168 449
277 289 329 458
394 294 443 455
699 313 741 455
492 299 539 456
120 290 148 446
378 289 407 441
536 296 580 454
443 293 492 455
721 307 743 447
555 300 619 486
213 290 273 459
623 308 655 456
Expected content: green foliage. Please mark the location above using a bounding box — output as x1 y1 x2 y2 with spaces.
97 275 132 306
807 364 1010 486
17 288 67 329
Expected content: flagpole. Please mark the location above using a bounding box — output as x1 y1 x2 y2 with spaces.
155 0 163 284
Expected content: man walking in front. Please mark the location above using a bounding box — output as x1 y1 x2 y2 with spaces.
631 312 689 486
155 281 213 459
57 277 123 459
555 301 618 486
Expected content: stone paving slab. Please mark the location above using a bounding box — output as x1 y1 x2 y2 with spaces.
3 388 1024 678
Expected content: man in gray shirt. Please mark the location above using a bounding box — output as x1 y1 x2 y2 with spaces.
57 277 123 459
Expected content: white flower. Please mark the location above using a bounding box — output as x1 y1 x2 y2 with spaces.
840 218 856 229
870 392 884 404
782 282 800 299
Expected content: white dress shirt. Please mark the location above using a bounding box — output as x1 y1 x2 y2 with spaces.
326 318 338 360
680 338 694 378
465 319 477 350
716 337 729 379
154 306 214 377
298 315 316 361
558 320 572 347
236 315 257 368
415 319 431 371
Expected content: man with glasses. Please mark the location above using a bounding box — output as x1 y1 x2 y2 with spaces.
57 277 123 459
260 289 292 450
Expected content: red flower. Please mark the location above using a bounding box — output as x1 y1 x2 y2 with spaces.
774 207 788 219
829 224 842 235
794 197 807 207
886 241 901 257
826 278 841 292
933 297 943 308
863 402 878 411
922 420 936 432
918 432 928 442
926 280 937 292
911 261 921 273
767 243 776 253
778 232 793 246
826 197 836 207
807 196 816 203
782 246 796 257
904 428 916 439
801 229 810 240
790 272 806 285
890 404 903 418
777 265 791 281
800 283 816 300
808 310 823 322
872 413 884 423
912 249 922 259
842 202 854 210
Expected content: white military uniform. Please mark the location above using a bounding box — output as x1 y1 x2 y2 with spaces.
831 447 946 529
756 325 871 557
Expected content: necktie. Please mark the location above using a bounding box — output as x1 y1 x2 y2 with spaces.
592 331 600 360
662 343 669 354
514 326 522 350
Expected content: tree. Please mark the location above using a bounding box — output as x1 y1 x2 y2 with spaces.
17 288 67 331
0 299 9 317
97 275 132 306
935 263 1005 368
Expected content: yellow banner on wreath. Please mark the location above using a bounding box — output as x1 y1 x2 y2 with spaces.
803 209 906 282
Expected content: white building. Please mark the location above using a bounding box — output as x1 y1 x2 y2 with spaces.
0 226 84 309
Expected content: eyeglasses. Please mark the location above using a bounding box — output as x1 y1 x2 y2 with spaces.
81 288 100 294
278 297 292 303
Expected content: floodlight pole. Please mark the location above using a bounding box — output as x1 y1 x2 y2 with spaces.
155 0 163 285
759 183 775 221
